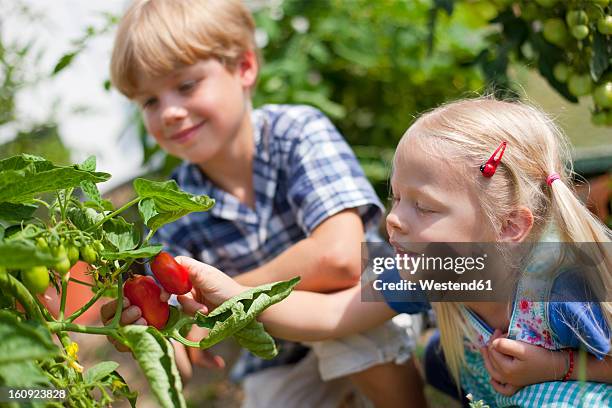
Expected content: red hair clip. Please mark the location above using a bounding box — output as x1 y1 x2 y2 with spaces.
480 141 507 177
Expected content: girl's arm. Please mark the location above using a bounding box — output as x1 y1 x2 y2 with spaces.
175 256 397 342
481 331 611 396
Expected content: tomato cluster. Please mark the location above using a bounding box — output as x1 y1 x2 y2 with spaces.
16 237 105 295
123 252 192 330
527 0 612 125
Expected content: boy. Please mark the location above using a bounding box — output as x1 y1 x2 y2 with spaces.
102 1 424 406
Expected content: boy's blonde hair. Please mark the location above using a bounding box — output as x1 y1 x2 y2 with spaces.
401 97 612 386
110 0 256 98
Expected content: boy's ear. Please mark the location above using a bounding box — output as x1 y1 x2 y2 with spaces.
238 49 258 89
499 206 534 242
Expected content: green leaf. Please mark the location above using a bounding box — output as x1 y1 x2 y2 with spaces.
103 217 140 252
0 311 59 364
0 361 50 388
120 326 185 408
0 241 60 268
78 155 97 172
68 207 104 233
0 154 54 173
80 180 111 211
52 51 77 75
233 320 278 359
133 179 214 232
0 158 111 203
0 202 38 222
590 32 610 82
195 277 300 355
101 245 162 261
84 361 119 383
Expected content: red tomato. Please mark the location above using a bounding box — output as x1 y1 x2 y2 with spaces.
150 252 192 295
124 275 169 330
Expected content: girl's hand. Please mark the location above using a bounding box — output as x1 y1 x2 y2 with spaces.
174 256 248 315
480 329 566 396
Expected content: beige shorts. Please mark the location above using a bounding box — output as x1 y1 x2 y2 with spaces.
242 313 422 408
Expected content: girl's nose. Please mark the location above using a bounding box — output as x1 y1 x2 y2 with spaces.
386 211 405 234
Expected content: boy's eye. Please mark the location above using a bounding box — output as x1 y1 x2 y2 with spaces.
142 97 158 109
178 80 197 93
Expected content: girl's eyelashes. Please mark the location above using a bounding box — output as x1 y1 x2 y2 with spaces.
388 195 400 205
415 202 435 214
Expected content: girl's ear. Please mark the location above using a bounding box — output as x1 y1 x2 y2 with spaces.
499 206 534 242
238 49 258 89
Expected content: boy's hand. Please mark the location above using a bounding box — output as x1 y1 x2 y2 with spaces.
99 287 170 351
480 329 566 396
174 256 247 315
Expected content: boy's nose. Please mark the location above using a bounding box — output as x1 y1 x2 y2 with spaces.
161 105 188 127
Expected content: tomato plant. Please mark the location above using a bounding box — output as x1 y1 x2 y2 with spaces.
0 154 299 407
431 0 612 126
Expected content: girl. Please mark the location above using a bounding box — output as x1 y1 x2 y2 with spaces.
176 98 612 407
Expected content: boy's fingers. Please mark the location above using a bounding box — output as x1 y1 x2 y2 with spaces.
100 298 131 322
491 338 527 360
120 306 142 325
160 288 170 302
134 317 147 326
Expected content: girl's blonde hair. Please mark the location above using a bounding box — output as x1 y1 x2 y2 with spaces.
402 97 611 385
110 0 256 98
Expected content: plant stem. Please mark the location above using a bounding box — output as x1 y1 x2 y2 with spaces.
86 197 140 232
69 277 95 288
59 278 68 320
66 287 107 323
111 274 124 328
48 321 115 337
169 330 200 348
0 270 44 321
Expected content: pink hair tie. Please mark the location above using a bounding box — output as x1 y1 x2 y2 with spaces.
546 173 561 186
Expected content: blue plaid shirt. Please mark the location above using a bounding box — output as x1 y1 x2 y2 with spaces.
152 104 384 380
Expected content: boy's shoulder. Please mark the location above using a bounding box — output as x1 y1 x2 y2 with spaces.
254 104 336 142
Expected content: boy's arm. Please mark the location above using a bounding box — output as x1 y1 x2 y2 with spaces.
234 208 364 292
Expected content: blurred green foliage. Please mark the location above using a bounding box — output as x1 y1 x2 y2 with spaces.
0 1 70 164
251 0 497 196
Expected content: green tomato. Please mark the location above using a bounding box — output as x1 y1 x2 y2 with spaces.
571 25 590 40
54 257 71 275
67 245 80 265
80 245 97 264
93 241 105 253
543 19 569 47
535 0 558 7
553 63 570 82
597 16 612 35
566 10 589 27
568 74 593 96
53 244 67 258
22 266 50 294
36 238 49 251
593 82 612 108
